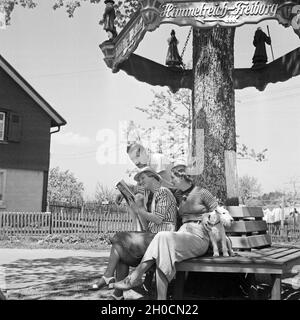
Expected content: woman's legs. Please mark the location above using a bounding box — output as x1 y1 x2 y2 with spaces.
129 260 155 282
156 268 168 300
114 229 209 296
112 261 129 298
113 259 155 290
93 244 122 288
103 245 120 277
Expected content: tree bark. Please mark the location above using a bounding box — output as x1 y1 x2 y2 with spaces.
191 27 238 204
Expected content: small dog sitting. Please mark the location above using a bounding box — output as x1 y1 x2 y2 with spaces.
203 207 234 257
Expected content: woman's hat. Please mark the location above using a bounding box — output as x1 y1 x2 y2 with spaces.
133 166 162 182
104 0 115 4
171 162 187 173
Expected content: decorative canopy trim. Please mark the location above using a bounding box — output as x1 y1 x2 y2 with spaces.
116 47 300 92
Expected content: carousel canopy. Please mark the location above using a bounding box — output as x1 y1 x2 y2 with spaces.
100 0 300 92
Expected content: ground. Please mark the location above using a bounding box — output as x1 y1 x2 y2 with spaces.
1 240 300 300
0 244 153 300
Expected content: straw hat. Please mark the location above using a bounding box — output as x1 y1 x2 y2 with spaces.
133 166 162 182
171 161 187 173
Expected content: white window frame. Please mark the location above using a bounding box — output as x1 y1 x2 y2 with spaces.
0 112 5 141
0 170 6 206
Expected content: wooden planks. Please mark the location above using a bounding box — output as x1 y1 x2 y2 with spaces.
266 248 300 259
227 206 264 218
175 259 283 274
227 220 267 233
229 234 272 249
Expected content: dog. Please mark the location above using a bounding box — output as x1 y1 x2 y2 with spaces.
203 207 234 257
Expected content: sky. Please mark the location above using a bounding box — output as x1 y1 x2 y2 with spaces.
0 1 300 199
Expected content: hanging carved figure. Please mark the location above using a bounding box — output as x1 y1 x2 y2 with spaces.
165 30 183 67
252 27 271 69
100 0 117 40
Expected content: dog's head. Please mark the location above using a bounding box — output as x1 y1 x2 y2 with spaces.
207 207 234 228
207 211 221 226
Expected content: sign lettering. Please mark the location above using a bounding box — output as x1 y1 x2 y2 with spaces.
114 16 145 65
159 1 279 26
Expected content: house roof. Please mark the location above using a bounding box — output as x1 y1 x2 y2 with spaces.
0 54 67 128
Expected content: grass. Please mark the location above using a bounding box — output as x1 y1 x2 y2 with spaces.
0 234 111 251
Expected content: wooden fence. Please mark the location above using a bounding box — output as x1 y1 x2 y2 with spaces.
0 207 137 237
267 223 300 243
1 209 300 243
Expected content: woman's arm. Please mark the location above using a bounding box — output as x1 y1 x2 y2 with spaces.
135 207 163 225
199 188 218 212
131 189 174 225
179 187 218 216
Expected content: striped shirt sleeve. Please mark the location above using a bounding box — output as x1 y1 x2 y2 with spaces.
148 187 177 233
153 188 175 220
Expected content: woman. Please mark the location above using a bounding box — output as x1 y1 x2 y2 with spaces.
91 166 177 300
113 164 220 299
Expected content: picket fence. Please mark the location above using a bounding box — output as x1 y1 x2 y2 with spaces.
267 223 300 243
0 208 137 237
1 209 300 243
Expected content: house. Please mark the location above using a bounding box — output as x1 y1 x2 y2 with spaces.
0 55 66 212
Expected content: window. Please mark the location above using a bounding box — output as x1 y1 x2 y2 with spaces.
0 112 5 141
0 110 22 142
0 170 6 205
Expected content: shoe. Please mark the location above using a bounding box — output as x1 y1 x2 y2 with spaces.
90 276 116 291
110 293 125 300
113 276 143 291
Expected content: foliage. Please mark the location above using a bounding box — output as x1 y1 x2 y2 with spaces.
237 142 267 162
133 88 267 164
95 182 118 204
238 175 262 204
261 190 285 202
1 0 138 28
47 166 84 204
0 0 37 25
133 89 191 163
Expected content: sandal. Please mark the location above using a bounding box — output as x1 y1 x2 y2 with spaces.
90 276 116 291
113 276 143 291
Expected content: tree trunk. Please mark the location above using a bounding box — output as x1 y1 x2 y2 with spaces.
191 27 238 205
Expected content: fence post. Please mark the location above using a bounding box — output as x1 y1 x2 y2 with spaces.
49 212 53 234
280 196 285 238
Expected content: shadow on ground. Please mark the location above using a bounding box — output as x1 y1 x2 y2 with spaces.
3 256 151 300
3 256 300 300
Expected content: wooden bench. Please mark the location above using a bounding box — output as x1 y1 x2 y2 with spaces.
173 206 300 300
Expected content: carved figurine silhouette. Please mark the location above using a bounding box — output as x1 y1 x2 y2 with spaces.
100 0 117 40
166 30 183 67
252 27 271 69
